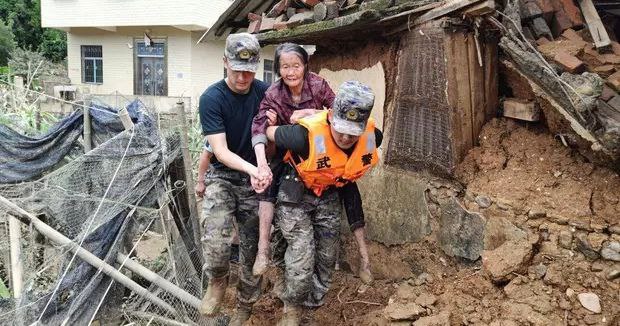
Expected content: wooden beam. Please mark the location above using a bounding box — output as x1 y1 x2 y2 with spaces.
463 0 495 17
503 98 540 121
578 0 611 51
8 216 22 299
414 0 482 26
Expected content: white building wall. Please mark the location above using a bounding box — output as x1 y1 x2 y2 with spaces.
41 0 231 29
67 26 277 112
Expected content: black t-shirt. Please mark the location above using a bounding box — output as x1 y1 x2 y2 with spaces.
199 79 269 171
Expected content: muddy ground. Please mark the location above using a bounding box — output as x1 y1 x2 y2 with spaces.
218 117 619 326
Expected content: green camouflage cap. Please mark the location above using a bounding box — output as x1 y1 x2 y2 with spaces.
332 81 375 136
225 33 260 72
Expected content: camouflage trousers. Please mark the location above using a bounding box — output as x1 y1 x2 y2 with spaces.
276 189 341 307
200 169 261 304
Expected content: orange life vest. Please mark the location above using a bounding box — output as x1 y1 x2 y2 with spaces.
285 110 379 196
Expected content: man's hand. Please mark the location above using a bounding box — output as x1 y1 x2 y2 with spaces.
289 109 317 124
195 180 206 198
266 109 277 126
252 163 273 193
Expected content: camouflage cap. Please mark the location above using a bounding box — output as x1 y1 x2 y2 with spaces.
225 33 261 72
331 81 375 136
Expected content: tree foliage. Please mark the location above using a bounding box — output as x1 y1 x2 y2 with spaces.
0 0 66 62
0 19 15 65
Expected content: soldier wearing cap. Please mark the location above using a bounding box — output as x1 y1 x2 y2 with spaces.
197 32 270 325
263 81 383 325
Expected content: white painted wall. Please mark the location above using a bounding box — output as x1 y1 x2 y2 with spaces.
318 63 387 159
41 0 232 29
67 26 277 112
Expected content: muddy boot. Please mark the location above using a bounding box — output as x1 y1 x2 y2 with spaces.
359 262 374 284
277 304 301 326
228 303 252 326
199 275 228 315
252 250 270 276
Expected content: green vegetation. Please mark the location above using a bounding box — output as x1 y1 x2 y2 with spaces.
0 0 66 63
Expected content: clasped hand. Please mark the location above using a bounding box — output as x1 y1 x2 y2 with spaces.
250 163 273 193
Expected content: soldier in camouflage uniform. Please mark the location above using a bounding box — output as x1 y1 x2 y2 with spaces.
197 32 271 325
263 81 383 325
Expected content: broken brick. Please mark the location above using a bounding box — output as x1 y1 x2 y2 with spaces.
259 17 276 31
521 2 543 20
598 53 620 65
594 65 616 75
612 41 620 56
248 19 261 33
530 17 553 40
600 85 617 101
553 51 585 73
536 37 550 46
534 0 555 22
606 95 620 111
562 29 584 42
537 40 583 58
552 10 574 37
558 0 584 28
274 21 288 30
302 0 322 7
606 71 620 92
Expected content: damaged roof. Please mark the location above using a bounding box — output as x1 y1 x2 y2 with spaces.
203 0 468 45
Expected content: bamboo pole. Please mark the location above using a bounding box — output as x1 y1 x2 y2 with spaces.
117 253 201 309
83 100 92 152
0 195 177 316
174 101 203 263
8 216 22 298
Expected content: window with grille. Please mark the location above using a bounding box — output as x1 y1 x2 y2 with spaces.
81 45 103 84
263 59 274 84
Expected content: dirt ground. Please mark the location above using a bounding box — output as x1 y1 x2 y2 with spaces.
223 117 619 326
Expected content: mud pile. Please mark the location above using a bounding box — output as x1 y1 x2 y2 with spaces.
236 118 619 325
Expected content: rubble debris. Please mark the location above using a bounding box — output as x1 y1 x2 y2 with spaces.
483 236 534 282
600 240 620 261
411 311 451 326
414 292 437 307
577 292 602 313
384 301 426 321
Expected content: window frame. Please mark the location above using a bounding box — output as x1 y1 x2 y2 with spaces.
263 59 274 84
81 45 103 84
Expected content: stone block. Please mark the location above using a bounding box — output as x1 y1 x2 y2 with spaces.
358 167 431 245
531 17 553 40
438 197 485 261
521 1 543 20
553 51 585 73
